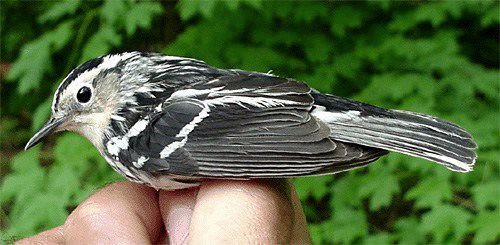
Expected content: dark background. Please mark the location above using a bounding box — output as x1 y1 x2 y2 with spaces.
1 1 499 243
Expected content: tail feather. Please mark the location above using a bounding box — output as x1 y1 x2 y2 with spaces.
311 92 478 172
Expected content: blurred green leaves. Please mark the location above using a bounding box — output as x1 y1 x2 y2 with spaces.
472 180 500 210
420 205 472 243
405 174 453 209
124 2 163 36
80 0 163 63
1 0 499 243
329 5 364 37
470 210 500 244
38 0 81 24
358 168 400 211
177 0 262 20
6 20 73 94
324 208 368 244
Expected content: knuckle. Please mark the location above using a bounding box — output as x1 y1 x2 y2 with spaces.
64 201 109 232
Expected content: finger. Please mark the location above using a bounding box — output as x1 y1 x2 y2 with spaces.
63 181 162 243
16 226 65 244
158 187 199 244
188 179 299 243
288 181 312 243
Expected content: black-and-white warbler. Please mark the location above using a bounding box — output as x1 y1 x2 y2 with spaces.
25 52 477 190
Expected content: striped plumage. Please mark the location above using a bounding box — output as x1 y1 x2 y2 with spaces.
26 52 477 190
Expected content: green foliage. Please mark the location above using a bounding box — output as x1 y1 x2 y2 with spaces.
405 173 453 209
323 208 368 244
394 217 426 244
1 1 499 244
358 167 400 211
6 20 73 94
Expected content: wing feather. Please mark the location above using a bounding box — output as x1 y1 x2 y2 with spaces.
116 74 386 178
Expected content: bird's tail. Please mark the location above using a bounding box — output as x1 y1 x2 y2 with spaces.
311 92 478 172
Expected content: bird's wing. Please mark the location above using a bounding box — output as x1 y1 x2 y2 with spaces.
117 74 385 178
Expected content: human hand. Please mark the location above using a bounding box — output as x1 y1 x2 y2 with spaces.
18 179 311 244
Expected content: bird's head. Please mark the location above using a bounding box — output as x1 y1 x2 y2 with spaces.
25 52 216 151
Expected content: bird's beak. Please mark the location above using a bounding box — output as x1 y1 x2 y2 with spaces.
25 116 65 150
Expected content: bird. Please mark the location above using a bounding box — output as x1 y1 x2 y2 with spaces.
25 52 478 190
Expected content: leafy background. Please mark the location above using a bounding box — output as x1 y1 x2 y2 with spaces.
1 1 499 243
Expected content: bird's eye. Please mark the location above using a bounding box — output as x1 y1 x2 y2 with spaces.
77 86 92 103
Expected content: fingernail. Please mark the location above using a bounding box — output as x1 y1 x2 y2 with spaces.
165 189 198 244
167 205 193 244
